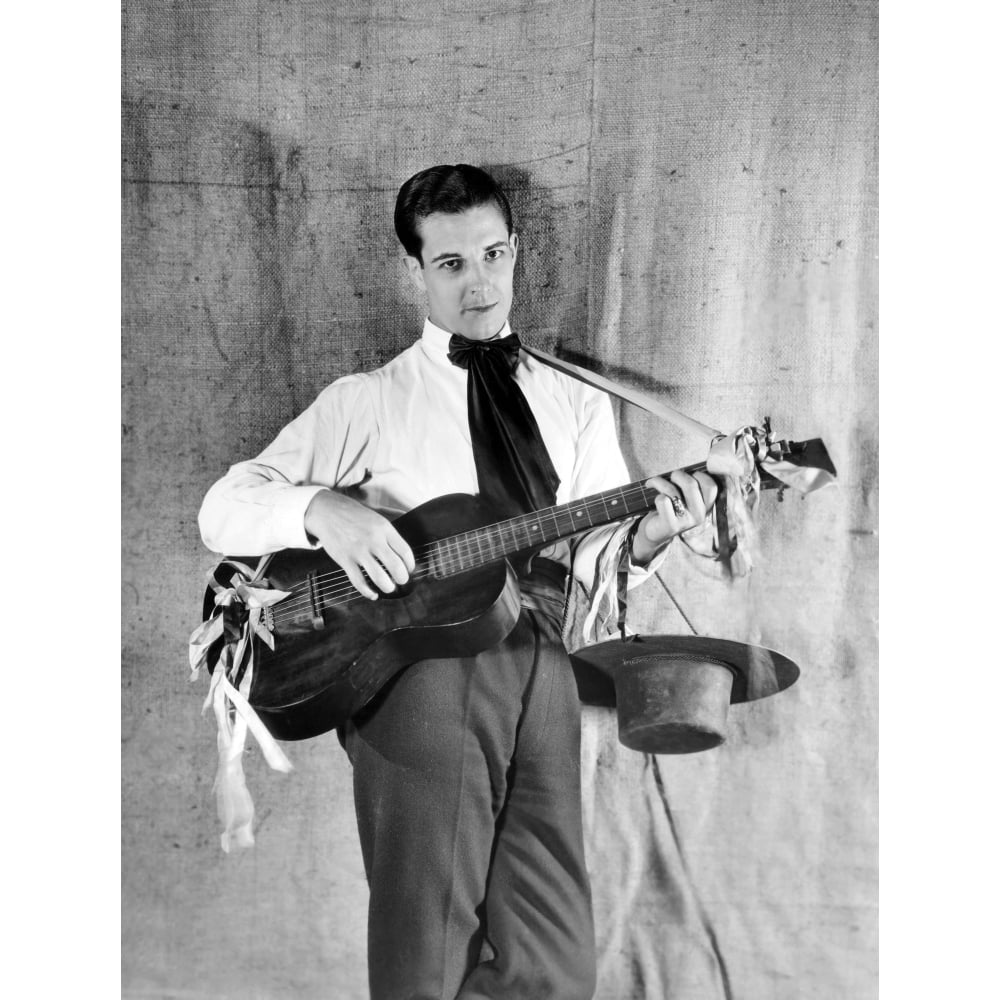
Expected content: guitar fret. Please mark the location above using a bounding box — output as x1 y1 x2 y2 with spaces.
557 507 572 537
425 541 439 578
451 536 467 572
441 536 454 571
517 515 538 551
498 520 512 555
513 526 523 551
528 515 543 547
484 527 501 561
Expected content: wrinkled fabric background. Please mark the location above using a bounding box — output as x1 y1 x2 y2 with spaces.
122 2 877 998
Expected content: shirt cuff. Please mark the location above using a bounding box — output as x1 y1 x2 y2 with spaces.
625 537 671 583
270 484 329 550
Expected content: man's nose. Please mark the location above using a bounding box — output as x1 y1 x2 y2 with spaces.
465 261 491 295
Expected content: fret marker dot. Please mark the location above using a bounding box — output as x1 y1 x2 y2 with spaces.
611 499 618 505
576 511 583 517
532 525 538 531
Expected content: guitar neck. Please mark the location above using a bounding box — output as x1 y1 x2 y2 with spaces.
423 434 832 579
431 459 708 577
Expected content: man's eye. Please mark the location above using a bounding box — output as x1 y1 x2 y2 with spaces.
486 249 504 261
441 260 461 270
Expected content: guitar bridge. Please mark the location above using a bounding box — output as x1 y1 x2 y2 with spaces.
306 572 325 630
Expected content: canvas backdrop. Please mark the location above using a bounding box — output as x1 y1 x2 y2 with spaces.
122 1 877 997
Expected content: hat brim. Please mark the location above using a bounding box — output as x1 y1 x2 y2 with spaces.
570 633 800 706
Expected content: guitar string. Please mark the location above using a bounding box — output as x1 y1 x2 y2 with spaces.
267 524 523 617
269 484 661 620
268 484 659 619
270 563 444 622
267 484 661 624
271 525 544 616
269 491 659 623
263 459 716 620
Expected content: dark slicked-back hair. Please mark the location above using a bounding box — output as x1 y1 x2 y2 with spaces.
394 164 514 262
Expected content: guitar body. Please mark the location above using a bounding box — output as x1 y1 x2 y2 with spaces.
221 494 522 741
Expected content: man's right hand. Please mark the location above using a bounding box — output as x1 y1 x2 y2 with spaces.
304 490 415 601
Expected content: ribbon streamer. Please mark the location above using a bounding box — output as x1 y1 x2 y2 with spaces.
706 428 764 578
582 517 644 643
188 562 293 852
759 455 836 494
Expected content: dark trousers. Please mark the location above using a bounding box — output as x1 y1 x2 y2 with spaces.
344 568 596 1000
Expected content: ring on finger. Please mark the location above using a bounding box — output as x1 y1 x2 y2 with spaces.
669 494 687 518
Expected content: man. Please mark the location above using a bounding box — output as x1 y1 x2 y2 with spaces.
199 164 717 999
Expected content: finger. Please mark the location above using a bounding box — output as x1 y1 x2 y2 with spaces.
344 561 379 601
668 471 707 523
679 471 721 520
360 555 399 596
644 475 674 496
374 543 411 587
650 478 687 521
693 471 719 509
653 492 684 528
386 529 416 575
646 475 685 521
648 474 695 510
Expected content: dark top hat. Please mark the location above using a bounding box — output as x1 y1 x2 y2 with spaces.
570 634 800 754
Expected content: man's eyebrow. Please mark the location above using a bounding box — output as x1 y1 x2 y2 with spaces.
429 251 461 264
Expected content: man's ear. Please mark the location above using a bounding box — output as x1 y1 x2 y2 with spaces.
509 232 519 264
403 254 426 292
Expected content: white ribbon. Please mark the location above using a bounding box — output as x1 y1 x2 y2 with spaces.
189 564 293 852
706 428 764 577
759 455 837 494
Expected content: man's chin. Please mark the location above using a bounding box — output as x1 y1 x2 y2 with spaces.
454 311 509 341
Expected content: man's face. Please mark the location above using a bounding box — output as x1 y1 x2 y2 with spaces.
404 203 518 341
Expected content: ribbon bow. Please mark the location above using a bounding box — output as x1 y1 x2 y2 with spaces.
188 564 288 680
188 561 293 852
447 331 522 372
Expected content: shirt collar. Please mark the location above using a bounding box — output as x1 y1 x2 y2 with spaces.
420 317 513 364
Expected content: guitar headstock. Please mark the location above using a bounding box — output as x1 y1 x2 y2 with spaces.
759 436 837 490
739 416 834 492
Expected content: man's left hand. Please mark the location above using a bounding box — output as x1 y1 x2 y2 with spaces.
630 470 719 566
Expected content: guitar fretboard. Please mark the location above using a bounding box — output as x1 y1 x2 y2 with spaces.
425 475 670 578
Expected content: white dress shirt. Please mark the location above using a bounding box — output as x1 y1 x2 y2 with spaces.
199 319 666 594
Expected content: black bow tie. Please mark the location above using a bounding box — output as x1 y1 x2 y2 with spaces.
447 332 522 372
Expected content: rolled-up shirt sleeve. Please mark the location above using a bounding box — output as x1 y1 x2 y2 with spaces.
198 375 377 555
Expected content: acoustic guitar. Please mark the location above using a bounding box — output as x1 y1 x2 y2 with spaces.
201 437 833 741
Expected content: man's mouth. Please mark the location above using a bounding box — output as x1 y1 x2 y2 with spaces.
464 303 497 313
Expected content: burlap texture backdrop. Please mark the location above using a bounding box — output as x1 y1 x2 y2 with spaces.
122 2 877 997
